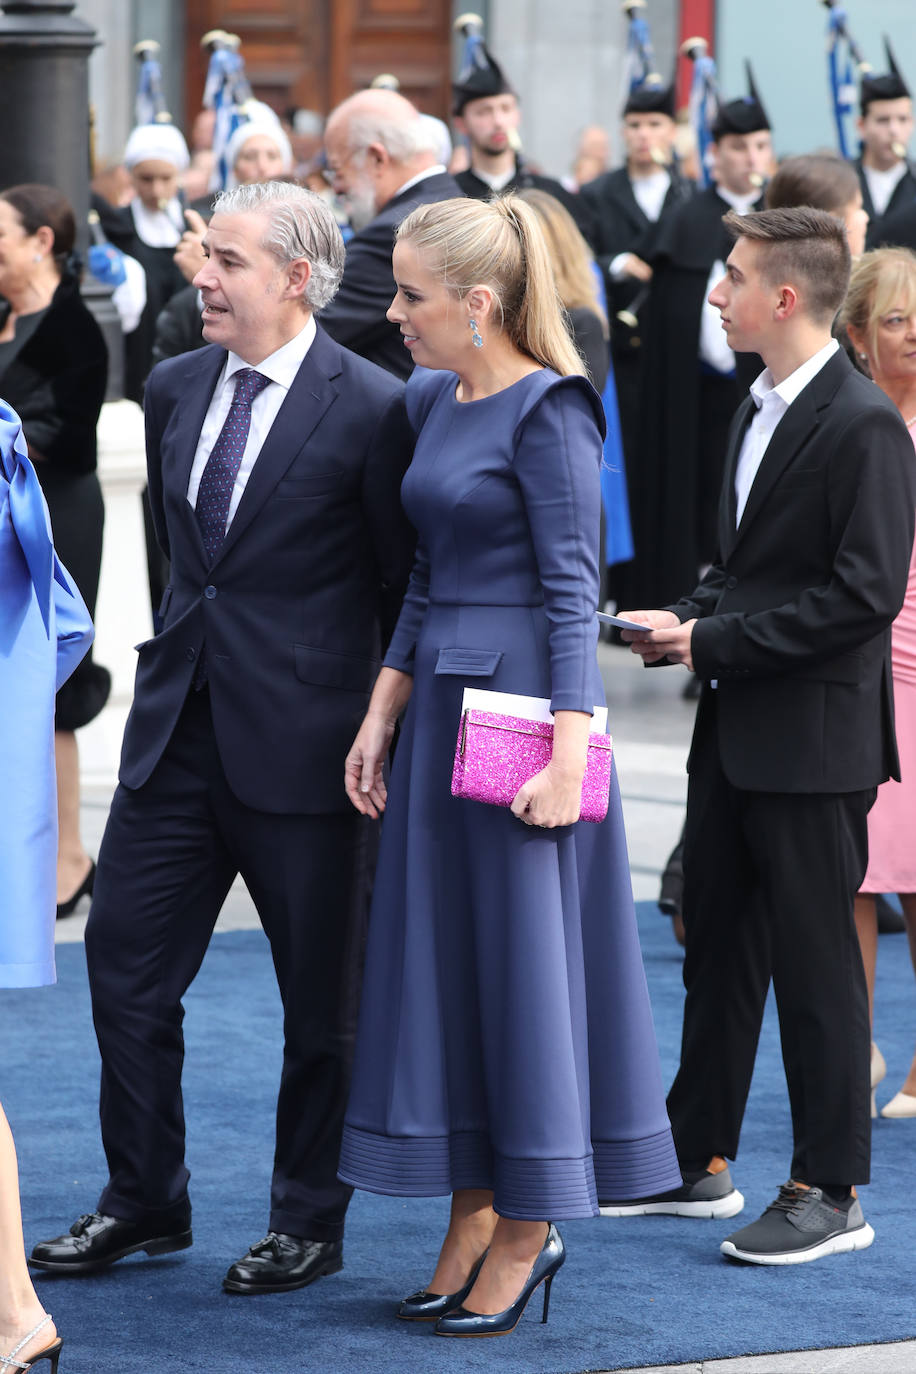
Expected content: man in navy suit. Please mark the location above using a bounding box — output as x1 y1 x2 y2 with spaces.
31 182 415 1293
320 88 464 379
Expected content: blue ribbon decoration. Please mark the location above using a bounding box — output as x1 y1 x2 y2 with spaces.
0 401 54 636
826 6 858 160
685 46 719 189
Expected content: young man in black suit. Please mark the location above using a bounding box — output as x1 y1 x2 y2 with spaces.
320 88 464 380
612 207 916 1264
855 41 916 250
30 182 416 1293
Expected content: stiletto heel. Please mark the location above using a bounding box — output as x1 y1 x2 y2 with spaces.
541 1272 553 1323
434 1223 565 1338
397 1250 487 1321
0 1315 63 1371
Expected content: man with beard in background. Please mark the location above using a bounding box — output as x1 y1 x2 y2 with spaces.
319 89 464 379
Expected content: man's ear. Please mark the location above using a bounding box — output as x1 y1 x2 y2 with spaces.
773 284 799 321
286 257 312 299
366 142 389 172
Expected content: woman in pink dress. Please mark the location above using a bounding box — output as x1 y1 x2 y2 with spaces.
842 247 916 1117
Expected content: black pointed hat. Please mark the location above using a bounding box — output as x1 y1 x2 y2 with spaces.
711 60 771 139
860 37 911 113
452 13 515 116
623 63 677 119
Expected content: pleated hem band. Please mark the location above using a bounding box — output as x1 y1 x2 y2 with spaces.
338 1124 680 1220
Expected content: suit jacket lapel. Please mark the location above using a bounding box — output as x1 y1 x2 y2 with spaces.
212 327 341 564
161 346 225 562
729 349 849 554
719 395 755 560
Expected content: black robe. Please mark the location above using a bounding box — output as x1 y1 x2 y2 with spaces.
455 161 595 241
856 157 916 250
95 196 188 402
579 166 694 585
620 185 763 609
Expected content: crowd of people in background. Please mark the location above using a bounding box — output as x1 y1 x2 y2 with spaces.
3 10 916 1370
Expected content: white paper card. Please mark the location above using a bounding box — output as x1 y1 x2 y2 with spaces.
461 687 608 734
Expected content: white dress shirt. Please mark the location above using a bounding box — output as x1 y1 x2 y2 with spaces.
734 338 839 526
699 186 760 374
187 314 317 530
471 164 516 193
863 161 908 218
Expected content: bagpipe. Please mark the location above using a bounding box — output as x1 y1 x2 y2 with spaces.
821 1 871 160
679 35 719 189
202 29 255 192
133 38 173 128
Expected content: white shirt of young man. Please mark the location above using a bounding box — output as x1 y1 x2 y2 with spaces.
187 314 317 531
734 337 840 525
863 160 908 218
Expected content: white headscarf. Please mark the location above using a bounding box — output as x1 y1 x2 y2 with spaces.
124 122 190 172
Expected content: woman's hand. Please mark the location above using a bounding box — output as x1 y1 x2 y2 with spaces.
344 710 397 818
510 759 585 829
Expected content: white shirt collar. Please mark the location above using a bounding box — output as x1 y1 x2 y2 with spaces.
394 165 447 198
750 337 840 411
223 314 317 392
472 164 517 192
716 184 761 216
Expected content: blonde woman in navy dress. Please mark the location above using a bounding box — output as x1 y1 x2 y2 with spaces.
342 196 679 1338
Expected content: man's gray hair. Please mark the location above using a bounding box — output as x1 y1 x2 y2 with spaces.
211 181 345 311
346 110 439 164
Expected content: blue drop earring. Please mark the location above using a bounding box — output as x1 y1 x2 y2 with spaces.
469 317 484 349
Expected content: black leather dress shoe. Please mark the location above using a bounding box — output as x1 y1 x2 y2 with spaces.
30 1211 192 1273
223 1233 343 1294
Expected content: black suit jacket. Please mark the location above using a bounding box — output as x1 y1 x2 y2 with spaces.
579 165 694 331
121 325 416 813
669 348 915 793
320 171 464 379
455 162 595 241
856 157 916 250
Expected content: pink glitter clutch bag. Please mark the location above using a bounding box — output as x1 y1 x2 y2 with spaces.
450 706 613 823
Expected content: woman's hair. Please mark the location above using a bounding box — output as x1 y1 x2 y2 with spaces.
0 184 75 273
516 187 608 339
395 195 586 376
838 246 916 365
765 154 860 218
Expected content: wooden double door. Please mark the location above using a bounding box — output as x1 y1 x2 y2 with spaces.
184 0 453 122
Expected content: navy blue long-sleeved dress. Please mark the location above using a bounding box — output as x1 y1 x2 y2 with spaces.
338 366 679 1218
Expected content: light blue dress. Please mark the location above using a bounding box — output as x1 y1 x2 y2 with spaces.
0 399 94 988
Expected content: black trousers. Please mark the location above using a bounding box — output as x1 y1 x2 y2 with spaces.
85 687 375 1242
666 697 873 1185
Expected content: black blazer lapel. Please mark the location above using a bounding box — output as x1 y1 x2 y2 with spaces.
160 346 225 562
731 349 850 552
719 395 755 560
212 328 341 564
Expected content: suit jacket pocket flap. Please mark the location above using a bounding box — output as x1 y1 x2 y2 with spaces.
294 644 376 692
790 650 865 684
435 648 503 677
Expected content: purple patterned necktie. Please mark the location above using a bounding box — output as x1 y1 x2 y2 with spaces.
195 367 271 562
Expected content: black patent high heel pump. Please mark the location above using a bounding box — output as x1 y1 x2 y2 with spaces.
0 1315 63 1372
434 1223 565 1337
397 1250 487 1321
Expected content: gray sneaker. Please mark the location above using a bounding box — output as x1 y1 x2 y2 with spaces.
599 1164 744 1219
720 1182 875 1265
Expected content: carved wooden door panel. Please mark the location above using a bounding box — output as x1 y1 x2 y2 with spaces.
184 0 452 120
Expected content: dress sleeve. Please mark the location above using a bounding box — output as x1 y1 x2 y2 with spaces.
381 539 430 676
512 379 604 713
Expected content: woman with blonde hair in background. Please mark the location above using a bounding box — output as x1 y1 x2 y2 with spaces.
839 246 916 1117
341 195 679 1338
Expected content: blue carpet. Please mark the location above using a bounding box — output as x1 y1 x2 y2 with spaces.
5 903 916 1374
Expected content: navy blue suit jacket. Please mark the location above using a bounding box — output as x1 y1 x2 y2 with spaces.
120 325 416 813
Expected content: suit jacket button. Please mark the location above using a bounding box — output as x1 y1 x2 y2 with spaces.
204 585 217 599
186 647 196 661
726 576 738 589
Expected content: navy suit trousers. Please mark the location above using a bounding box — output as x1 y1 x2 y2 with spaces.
85 686 375 1241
